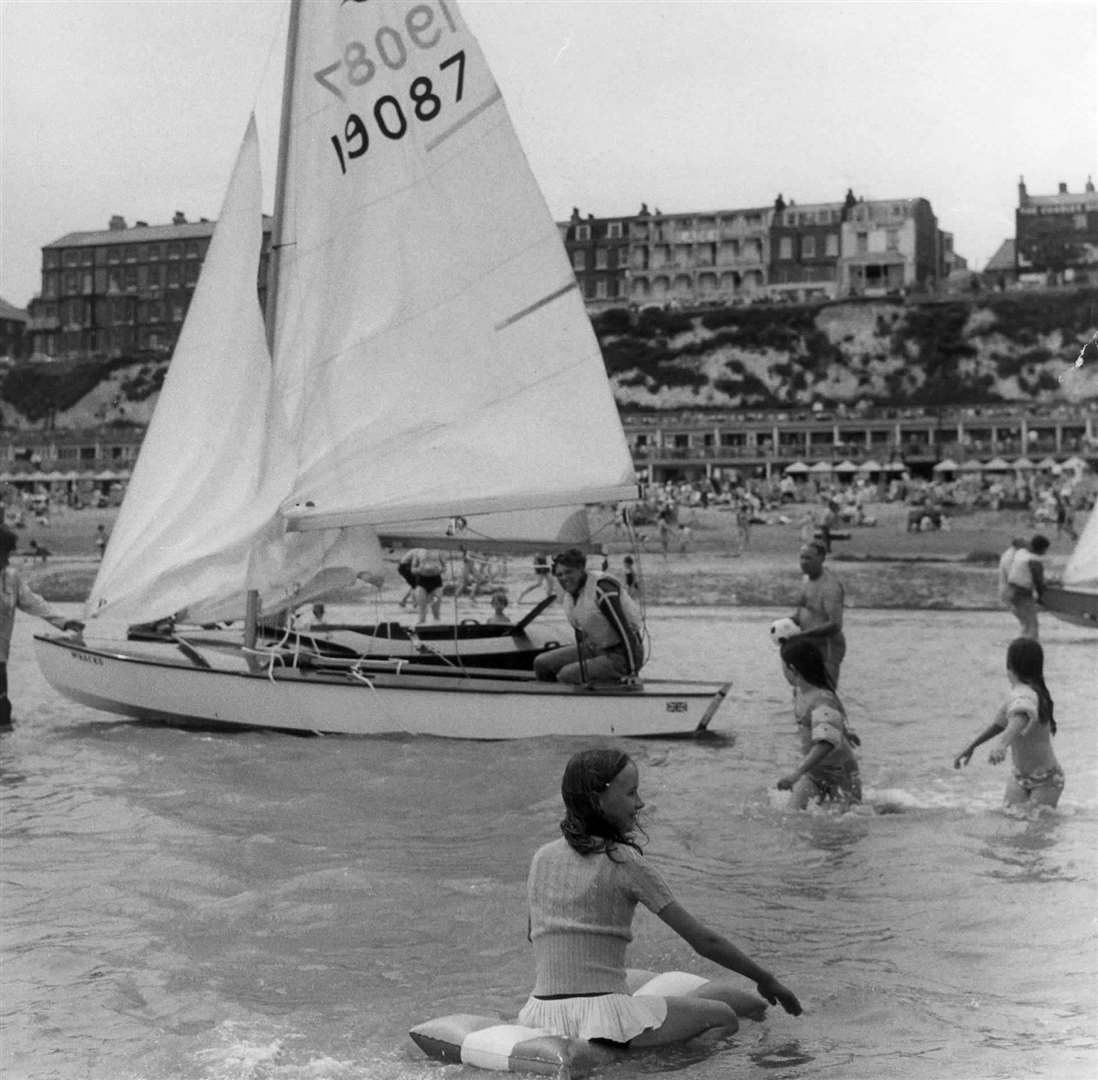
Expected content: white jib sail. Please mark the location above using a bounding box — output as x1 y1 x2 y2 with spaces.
84 116 348 631
270 0 636 536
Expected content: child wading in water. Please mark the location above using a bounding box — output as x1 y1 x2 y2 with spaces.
953 638 1063 808
518 749 802 1046
776 639 862 809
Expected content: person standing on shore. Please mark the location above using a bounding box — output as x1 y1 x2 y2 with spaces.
0 527 83 731
1003 534 1050 640
997 537 1027 605
785 541 846 688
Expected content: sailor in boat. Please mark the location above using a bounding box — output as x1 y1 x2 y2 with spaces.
533 548 644 686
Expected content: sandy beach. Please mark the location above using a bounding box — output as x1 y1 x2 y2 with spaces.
12 500 1082 611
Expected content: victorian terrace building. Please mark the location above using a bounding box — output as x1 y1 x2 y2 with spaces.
27 213 272 362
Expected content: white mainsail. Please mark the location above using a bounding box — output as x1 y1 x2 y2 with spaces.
269 0 636 539
1063 506 1098 588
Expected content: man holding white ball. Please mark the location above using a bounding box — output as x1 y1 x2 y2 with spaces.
776 541 846 688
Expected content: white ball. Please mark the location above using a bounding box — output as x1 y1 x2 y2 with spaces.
769 618 799 646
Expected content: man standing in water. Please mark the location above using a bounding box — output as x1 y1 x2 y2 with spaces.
1003 534 1049 640
786 540 846 688
0 527 83 731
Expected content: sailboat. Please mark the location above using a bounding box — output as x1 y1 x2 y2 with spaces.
34 0 732 738
1042 504 1098 629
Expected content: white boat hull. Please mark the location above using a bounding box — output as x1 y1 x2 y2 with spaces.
34 635 730 740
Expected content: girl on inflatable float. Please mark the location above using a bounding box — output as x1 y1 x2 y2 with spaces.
517 749 802 1046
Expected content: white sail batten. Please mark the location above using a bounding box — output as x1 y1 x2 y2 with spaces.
85 118 293 629
269 0 635 537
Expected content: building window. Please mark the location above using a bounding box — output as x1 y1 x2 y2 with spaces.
595 247 608 269
595 280 607 298
108 247 121 264
779 237 793 259
886 229 899 251
825 233 839 256
125 246 137 262
575 225 591 241
607 222 622 239
802 236 816 258
856 232 868 254
572 250 585 271
168 242 181 260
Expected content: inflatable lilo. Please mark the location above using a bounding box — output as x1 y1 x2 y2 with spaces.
409 968 770 1076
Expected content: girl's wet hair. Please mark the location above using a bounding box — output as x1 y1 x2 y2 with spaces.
1006 638 1056 734
779 638 834 691
559 749 642 857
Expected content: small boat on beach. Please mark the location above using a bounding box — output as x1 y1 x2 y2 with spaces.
1042 505 1098 629
34 0 731 738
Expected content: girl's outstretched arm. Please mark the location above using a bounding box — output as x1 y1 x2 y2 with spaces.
657 901 802 1016
954 722 1004 769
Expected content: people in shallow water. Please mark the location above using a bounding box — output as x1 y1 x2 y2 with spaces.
953 637 1063 809
517 749 802 1046
776 639 862 809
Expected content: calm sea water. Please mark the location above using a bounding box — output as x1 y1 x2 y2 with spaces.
2 602 1096 1080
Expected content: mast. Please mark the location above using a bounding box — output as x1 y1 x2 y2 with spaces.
246 0 302 653
265 0 302 351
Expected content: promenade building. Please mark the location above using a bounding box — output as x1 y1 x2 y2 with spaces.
26 213 272 361
622 404 1098 486
1014 176 1098 285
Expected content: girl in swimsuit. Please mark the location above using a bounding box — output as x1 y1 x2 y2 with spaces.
953 638 1063 809
518 749 802 1046
776 639 862 809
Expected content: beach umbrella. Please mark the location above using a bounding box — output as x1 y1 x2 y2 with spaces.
1036 456 1058 471
1063 455 1087 474
857 459 883 473
982 457 1012 472
833 460 858 474
1013 457 1036 471
932 458 958 473
783 461 809 474
885 460 907 473
809 461 833 474
958 459 982 472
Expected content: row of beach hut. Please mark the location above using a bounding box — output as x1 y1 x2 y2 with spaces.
782 456 1089 478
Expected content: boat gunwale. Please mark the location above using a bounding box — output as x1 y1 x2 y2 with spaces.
33 634 733 699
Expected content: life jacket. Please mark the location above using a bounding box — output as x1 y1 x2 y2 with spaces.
562 573 642 652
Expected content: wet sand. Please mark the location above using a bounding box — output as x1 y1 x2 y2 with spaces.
15 501 1078 610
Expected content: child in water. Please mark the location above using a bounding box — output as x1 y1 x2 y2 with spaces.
776 639 862 809
953 637 1063 808
487 590 511 624
517 749 801 1046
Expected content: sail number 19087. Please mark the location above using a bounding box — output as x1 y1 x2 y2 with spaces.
315 0 464 177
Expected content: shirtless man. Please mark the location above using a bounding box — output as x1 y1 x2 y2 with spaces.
787 541 846 688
